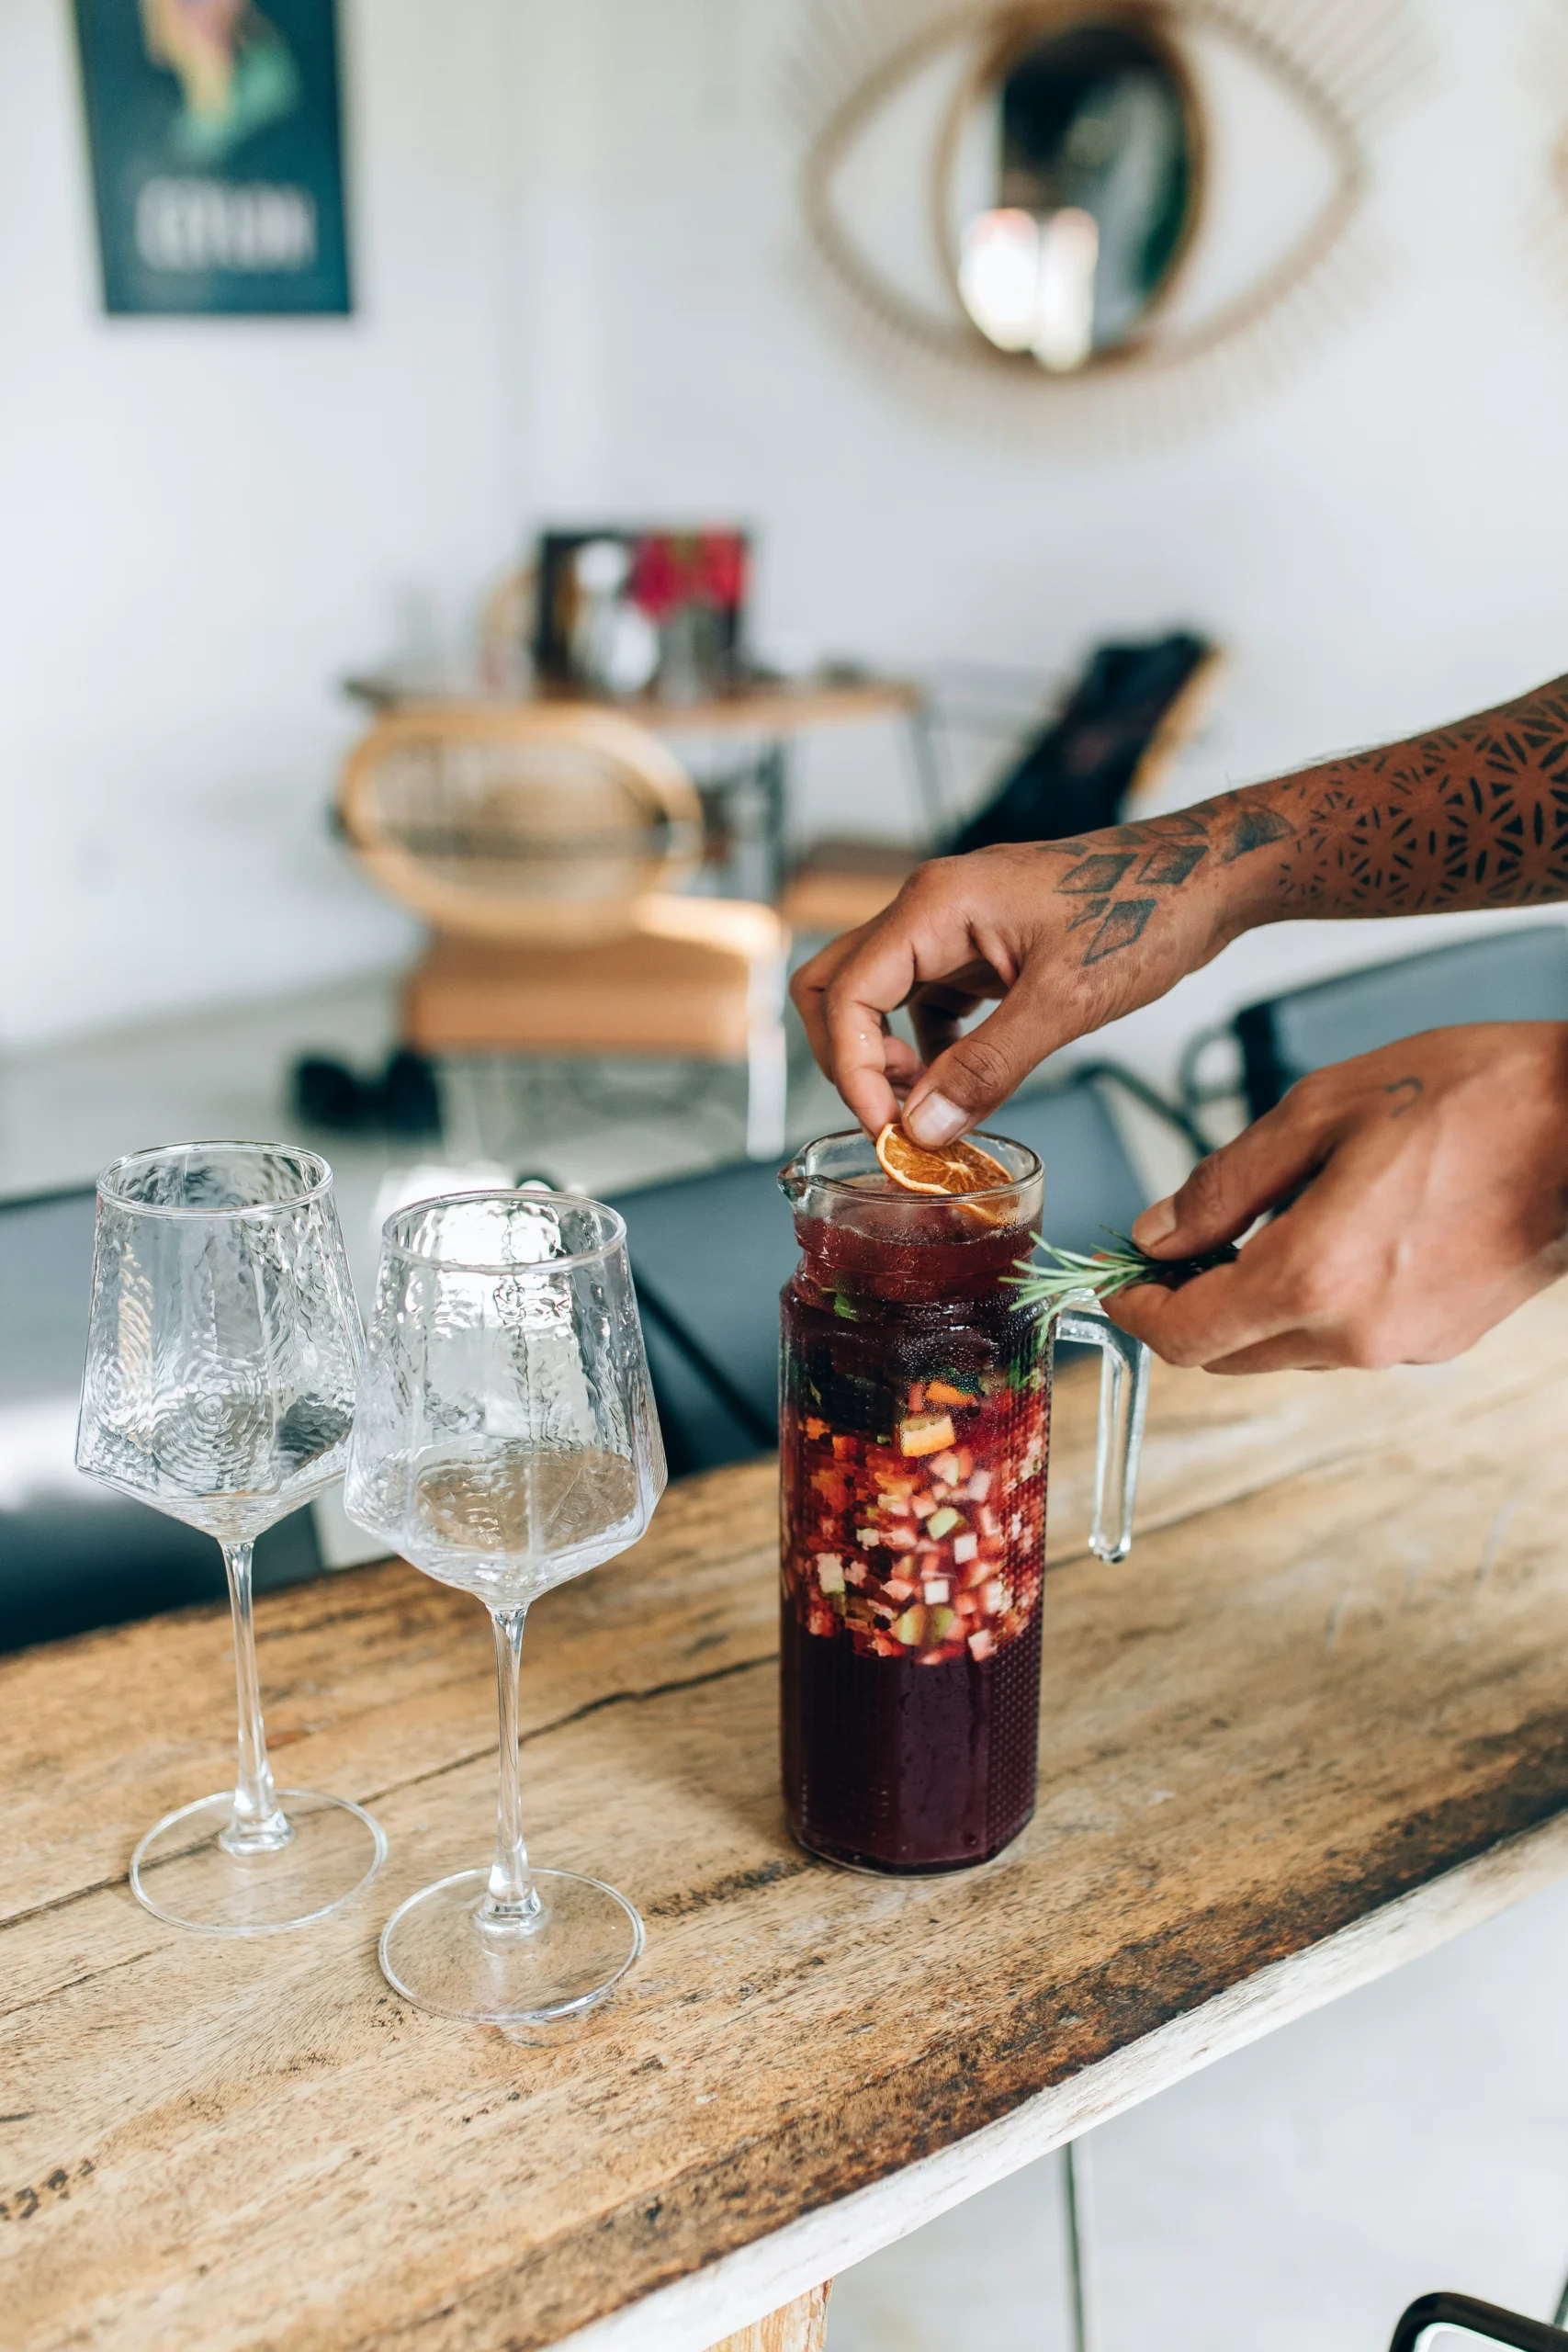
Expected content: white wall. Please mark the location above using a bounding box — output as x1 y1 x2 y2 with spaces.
0 0 529 1047
560 0 1568 1082
8 0 1568 1080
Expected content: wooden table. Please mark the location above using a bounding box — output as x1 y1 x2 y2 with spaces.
10 1291 1568 2351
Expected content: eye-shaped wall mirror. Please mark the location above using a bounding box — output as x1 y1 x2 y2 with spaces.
944 11 1200 373
792 0 1427 432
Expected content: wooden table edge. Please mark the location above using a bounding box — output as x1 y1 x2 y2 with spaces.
558 1806 1568 2352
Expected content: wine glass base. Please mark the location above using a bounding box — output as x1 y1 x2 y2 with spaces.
378 1867 644 2027
130 1790 387 1936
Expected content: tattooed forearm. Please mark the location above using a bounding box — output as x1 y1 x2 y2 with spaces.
1040 673 1568 963
1041 797 1297 962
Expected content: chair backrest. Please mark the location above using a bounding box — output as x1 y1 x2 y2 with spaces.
1235 925 1568 1119
339 702 703 947
608 1072 1150 1478
0 1187 320 1654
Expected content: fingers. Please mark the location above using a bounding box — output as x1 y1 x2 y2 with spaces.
1130 1092 1336 1258
900 980 1062 1148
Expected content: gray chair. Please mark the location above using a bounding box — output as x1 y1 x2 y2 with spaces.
0 1186 321 1656
1190 925 1568 1126
609 1069 1155 1480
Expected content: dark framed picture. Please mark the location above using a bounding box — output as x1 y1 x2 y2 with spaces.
535 529 750 701
72 0 351 317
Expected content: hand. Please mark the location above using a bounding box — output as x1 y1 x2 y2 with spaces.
790 805 1287 1145
1111 1025 1568 1373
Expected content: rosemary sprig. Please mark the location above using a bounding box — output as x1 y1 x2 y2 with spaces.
1003 1229 1239 1319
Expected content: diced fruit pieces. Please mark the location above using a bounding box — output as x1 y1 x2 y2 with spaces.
952 1532 978 1564
899 1413 956 1457
815 1552 844 1594
925 1506 962 1539
890 1604 927 1646
925 1378 977 1408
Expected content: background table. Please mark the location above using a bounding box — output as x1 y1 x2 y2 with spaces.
9 1292 1568 2350
342 673 939 903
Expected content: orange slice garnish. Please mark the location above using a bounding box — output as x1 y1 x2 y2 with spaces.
874 1123 1010 1197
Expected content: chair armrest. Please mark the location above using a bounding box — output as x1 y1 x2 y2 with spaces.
1389 2292 1568 2352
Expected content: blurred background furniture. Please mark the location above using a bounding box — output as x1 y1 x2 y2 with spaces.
1391 2292 1568 2350
327 701 792 1161
0 1186 323 1654
344 663 938 909
1180 925 1568 1138
782 631 1224 936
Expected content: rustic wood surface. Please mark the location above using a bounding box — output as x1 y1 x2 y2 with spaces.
705 2285 829 2352
8 1290 1568 2352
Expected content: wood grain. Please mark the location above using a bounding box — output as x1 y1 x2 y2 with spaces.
705 2286 829 2352
7 1290 1568 2352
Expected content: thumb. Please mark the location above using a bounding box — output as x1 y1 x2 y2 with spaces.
1132 1104 1327 1258
901 988 1060 1148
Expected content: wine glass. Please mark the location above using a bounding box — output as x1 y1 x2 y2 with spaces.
75 1141 386 1935
344 1189 665 2030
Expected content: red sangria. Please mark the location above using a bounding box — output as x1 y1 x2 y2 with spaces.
777 1129 1147 1875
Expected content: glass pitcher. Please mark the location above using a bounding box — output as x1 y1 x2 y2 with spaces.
777 1128 1149 1875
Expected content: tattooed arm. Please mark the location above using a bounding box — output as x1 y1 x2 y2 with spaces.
793 672 1568 1146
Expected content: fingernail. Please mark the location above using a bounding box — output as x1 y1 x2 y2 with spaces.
1133 1197 1177 1250
906 1092 966 1148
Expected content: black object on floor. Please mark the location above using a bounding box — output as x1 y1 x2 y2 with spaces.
292 1046 443 1138
0 1187 324 1655
607 1069 1153 1480
949 630 1214 854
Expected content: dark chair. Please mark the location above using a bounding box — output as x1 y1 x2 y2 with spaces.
1181 924 1568 1131
608 1069 1156 1480
1389 2292 1568 2350
0 1187 322 1656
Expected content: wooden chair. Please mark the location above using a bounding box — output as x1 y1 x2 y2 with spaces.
338 704 790 1160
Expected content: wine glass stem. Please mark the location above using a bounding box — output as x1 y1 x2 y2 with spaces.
483 1605 541 1928
219 1540 291 1854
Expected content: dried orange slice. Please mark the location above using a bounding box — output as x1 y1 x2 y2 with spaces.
875 1123 1010 1197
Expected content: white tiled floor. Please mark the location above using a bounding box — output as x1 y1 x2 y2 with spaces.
0 968 846 1298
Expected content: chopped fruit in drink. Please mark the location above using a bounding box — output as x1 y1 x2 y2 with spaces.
952 1532 977 1564
923 1578 951 1604
926 1606 956 1644
891 1604 927 1646
926 1505 962 1539
884 1577 916 1603
911 1492 935 1519
805 1417 829 1440
968 1628 996 1661
874 1123 1010 1197
929 1450 962 1484
926 1378 977 1407
907 1383 925 1412
855 1526 881 1546
899 1412 956 1456
815 1553 845 1593
967 1467 993 1499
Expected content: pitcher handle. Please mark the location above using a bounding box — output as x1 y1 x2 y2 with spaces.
1054 1295 1150 1564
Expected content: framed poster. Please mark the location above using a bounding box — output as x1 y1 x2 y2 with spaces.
73 0 351 316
